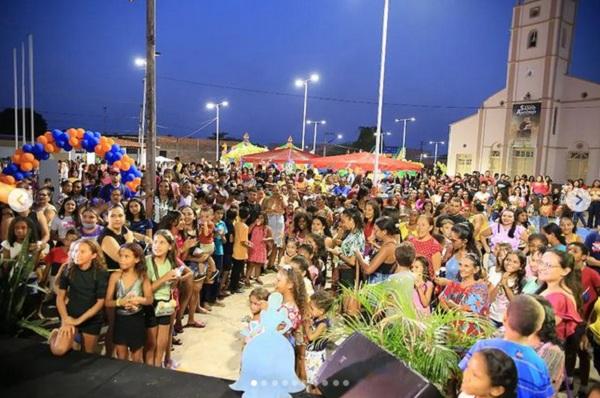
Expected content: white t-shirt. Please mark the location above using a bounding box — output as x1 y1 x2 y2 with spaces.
1 240 23 259
50 215 77 239
473 191 490 204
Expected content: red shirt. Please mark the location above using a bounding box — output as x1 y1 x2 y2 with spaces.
582 266 600 319
198 221 215 245
408 236 442 279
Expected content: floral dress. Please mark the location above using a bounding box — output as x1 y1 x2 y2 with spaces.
337 230 365 288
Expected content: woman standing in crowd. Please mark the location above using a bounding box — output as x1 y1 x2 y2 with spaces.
409 215 442 279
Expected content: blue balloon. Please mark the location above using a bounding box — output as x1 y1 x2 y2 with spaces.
63 143 73 152
14 172 24 181
8 164 19 174
119 148 126 155
93 131 101 139
105 152 114 162
2 167 12 176
23 144 33 153
34 142 45 154
23 171 32 179
52 129 64 141
40 152 50 160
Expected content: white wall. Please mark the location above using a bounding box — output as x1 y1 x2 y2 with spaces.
448 114 479 176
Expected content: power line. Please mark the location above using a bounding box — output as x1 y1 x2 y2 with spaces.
158 75 600 110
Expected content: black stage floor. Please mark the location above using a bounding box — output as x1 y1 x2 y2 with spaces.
0 338 315 398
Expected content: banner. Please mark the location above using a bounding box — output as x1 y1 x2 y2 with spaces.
510 102 541 140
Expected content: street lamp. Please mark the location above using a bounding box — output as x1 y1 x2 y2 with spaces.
323 132 343 156
306 119 326 153
206 100 229 163
394 116 416 159
295 73 319 150
429 141 445 166
419 153 429 162
373 0 390 184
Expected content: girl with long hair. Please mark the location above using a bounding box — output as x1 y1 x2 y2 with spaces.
51 239 108 356
105 243 153 362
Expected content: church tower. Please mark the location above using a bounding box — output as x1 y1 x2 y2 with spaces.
502 0 577 176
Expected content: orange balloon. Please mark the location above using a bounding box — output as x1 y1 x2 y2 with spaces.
44 131 53 141
107 138 115 146
102 143 111 152
66 128 76 137
76 128 84 139
15 149 23 156
69 137 79 147
45 144 55 153
6 175 16 185
37 135 48 145
21 153 34 163
119 161 130 171
95 146 105 156
12 154 21 164
21 162 33 172
32 159 39 169
113 160 122 169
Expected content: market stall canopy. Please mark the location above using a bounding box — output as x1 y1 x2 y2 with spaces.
242 136 320 165
312 151 422 172
221 133 267 161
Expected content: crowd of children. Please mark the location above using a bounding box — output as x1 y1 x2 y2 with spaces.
2 158 600 397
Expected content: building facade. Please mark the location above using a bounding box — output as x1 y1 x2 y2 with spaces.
447 0 600 182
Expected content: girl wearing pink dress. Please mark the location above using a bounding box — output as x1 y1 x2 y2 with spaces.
246 212 272 286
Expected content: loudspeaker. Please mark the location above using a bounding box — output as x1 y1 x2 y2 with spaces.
315 332 442 398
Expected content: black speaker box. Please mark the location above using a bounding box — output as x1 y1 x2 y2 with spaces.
316 332 443 398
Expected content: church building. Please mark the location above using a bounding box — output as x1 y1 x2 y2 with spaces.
447 0 599 182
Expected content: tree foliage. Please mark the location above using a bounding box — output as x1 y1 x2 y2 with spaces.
0 108 48 137
351 126 376 152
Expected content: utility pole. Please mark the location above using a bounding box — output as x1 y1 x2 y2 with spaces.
145 0 157 198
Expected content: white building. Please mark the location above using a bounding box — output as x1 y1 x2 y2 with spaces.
447 0 600 182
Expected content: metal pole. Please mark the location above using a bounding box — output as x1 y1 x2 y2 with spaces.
402 119 407 157
215 105 220 163
29 34 34 143
312 122 318 153
373 0 390 184
145 0 157 198
434 143 439 165
140 76 146 164
301 81 308 150
13 48 19 150
21 43 26 146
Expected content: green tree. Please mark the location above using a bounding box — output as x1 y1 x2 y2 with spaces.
351 126 376 151
208 131 229 140
0 108 48 138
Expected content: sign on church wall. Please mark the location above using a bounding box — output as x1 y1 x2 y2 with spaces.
510 102 541 141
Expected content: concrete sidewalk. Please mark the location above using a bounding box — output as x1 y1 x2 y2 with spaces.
173 274 277 380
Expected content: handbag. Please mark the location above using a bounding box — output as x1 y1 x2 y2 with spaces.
151 258 176 317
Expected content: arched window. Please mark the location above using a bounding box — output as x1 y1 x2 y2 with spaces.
527 30 538 48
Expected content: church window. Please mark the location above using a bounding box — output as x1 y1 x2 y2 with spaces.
529 7 540 18
527 30 538 48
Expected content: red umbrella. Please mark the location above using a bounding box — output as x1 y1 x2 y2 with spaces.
312 152 422 172
242 146 320 165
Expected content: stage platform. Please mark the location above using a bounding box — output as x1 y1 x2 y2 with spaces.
0 338 315 398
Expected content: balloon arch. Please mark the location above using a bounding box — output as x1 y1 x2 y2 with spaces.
0 128 142 192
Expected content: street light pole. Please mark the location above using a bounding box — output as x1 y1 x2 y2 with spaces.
307 120 326 153
323 133 343 156
206 101 228 164
394 117 415 159
295 74 319 150
429 140 445 166
373 0 390 184
145 0 157 198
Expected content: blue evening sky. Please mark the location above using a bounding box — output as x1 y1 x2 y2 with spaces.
1 0 599 153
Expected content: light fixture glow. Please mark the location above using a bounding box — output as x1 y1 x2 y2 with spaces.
310 73 319 82
206 102 216 110
295 79 304 87
221 101 229 107
134 57 146 67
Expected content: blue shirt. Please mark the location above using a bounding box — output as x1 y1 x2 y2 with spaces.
99 183 133 203
459 338 554 398
445 255 460 282
213 220 227 256
332 185 351 197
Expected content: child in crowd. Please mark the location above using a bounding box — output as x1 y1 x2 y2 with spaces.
459 348 518 398
290 254 315 298
105 243 153 362
125 198 153 240
242 287 269 343
144 230 181 367
50 198 80 241
78 207 104 241
198 206 216 255
275 265 308 381
246 212 272 286
42 229 79 293
280 238 298 267
305 290 334 393
487 250 526 327
51 239 108 355
412 256 434 314
486 242 512 285
230 207 251 294
209 204 227 304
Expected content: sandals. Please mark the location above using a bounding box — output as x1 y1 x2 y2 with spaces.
184 320 206 328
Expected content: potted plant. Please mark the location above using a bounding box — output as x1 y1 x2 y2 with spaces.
0 232 51 339
328 281 494 393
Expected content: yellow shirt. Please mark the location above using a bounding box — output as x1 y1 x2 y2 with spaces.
233 221 249 260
